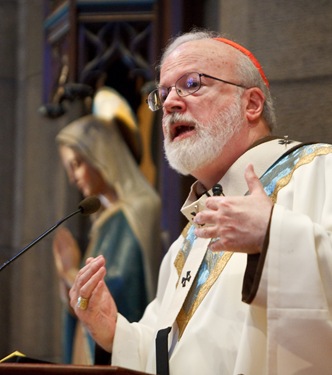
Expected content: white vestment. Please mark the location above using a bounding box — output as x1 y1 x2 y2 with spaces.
111 139 332 375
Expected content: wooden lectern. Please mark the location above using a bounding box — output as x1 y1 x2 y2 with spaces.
0 363 150 374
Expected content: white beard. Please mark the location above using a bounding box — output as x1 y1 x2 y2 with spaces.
163 94 243 175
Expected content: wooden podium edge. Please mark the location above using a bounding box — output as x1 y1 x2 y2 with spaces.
0 363 150 374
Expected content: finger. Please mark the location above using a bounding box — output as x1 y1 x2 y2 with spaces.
85 256 98 265
79 266 106 299
75 256 105 291
70 263 106 309
244 164 265 195
204 196 224 210
194 225 219 239
209 237 224 252
194 209 216 226
88 279 108 310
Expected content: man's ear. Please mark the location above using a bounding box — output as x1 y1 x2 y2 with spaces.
244 87 265 124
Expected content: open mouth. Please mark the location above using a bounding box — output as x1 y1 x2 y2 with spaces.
172 124 195 140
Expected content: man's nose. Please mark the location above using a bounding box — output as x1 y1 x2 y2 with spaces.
163 88 186 113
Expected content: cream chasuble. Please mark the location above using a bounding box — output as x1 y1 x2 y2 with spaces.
112 139 332 375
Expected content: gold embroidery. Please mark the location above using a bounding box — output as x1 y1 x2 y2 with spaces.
176 251 233 339
174 223 195 278
174 143 332 339
270 145 332 202
181 222 192 238
174 251 186 279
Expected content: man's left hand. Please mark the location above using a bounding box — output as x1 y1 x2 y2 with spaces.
194 164 273 253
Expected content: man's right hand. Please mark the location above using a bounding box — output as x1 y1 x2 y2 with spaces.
69 255 118 353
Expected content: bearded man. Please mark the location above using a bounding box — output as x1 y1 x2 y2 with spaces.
69 29 332 375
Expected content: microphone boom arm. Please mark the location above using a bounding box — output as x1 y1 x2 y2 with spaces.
0 209 81 272
0 196 100 272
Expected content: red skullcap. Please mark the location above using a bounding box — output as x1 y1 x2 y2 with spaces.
214 37 269 87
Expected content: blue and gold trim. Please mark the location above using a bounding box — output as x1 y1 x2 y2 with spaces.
175 143 332 339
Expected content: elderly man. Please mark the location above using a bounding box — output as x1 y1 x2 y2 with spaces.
69 29 332 374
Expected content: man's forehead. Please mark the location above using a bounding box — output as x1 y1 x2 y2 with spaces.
160 39 232 78
168 38 228 59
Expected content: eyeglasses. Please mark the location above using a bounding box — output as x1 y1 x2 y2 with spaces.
146 72 247 111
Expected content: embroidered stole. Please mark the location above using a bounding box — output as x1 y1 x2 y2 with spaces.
155 140 332 374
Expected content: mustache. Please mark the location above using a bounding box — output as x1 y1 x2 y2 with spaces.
163 112 197 128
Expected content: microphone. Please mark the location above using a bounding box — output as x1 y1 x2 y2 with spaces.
212 184 224 196
0 196 101 272
78 196 101 215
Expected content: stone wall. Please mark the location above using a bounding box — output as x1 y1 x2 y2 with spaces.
219 0 332 143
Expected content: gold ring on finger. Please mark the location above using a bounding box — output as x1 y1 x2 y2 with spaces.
77 296 89 310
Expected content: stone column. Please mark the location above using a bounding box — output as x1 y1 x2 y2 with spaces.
0 0 18 358
0 0 83 362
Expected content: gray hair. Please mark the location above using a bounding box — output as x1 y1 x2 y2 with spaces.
158 29 276 131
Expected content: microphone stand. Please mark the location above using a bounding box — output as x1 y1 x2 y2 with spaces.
0 209 81 272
